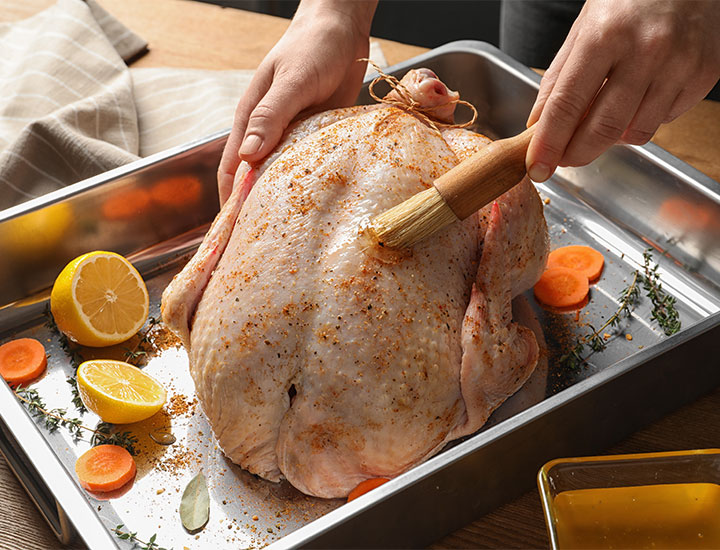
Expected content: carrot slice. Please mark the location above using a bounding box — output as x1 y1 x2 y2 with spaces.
75 445 136 493
347 478 390 502
534 267 589 309
0 338 48 387
546 245 605 281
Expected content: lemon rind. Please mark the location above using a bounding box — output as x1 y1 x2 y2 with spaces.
77 360 166 423
52 251 149 347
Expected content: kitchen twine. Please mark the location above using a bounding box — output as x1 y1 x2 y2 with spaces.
360 58 478 133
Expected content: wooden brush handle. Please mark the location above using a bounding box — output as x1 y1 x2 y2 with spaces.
434 125 535 220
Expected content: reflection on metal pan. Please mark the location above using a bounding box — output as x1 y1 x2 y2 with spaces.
1 41 720 549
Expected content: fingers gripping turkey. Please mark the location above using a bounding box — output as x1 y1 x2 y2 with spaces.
162 69 548 498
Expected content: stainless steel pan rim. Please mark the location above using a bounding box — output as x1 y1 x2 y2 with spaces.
2 40 720 550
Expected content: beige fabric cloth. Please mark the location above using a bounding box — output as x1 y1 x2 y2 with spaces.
0 0 387 209
132 68 253 157
0 0 141 205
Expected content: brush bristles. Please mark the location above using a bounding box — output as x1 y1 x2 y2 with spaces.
370 186 459 249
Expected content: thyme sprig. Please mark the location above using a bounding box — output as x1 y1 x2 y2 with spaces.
15 386 84 438
13 386 138 455
112 525 167 550
66 376 87 414
124 316 160 366
559 270 641 369
43 305 88 413
640 249 681 336
44 305 85 370
91 422 139 455
560 249 681 370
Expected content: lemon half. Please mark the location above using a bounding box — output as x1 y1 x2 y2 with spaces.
77 360 166 424
51 251 149 347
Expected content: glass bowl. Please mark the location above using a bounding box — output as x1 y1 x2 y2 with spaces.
538 449 720 549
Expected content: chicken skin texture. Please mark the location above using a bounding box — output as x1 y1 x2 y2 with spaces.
162 70 548 498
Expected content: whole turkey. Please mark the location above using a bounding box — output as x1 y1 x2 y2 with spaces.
162 68 548 498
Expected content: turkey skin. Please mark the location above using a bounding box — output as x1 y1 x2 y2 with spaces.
162 69 548 498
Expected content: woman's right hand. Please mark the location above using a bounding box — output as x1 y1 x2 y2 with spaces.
525 0 720 183
217 0 378 204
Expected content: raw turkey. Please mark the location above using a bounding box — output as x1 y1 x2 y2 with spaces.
162 69 548 498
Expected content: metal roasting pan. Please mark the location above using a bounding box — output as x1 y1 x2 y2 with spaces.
2 41 720 549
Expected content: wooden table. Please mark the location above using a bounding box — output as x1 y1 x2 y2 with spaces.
1 1 720 549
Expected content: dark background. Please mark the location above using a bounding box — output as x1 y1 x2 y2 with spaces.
193 0 720 101
195 1 502 49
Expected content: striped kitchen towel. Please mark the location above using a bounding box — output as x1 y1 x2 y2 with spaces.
0 0 249 208
0 0 387 210
132 36 388 158
0 0 141 207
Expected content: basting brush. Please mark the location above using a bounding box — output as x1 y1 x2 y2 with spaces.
370 125 535 249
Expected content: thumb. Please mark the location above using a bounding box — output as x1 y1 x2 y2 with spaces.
218 125 245 206
239 78 317 163
217 69 273 204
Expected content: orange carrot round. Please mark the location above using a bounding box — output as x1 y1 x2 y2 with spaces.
0 338 48 387
546 245 605 281
75 445 136 493
347 478 390 502
534 267 590 309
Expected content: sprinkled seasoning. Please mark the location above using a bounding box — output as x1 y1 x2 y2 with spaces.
167 394 198 417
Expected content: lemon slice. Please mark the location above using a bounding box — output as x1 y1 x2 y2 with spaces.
51 251 149 347
77 360 166 424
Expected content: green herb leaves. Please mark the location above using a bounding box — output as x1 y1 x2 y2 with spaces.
14 386 138 455
640 249 681 336
560 249 681 370
14 386 84 437
559 271 641 370
180 471 210 532
112 525 167 550
123 316 160 366
91 422 139 456
44 305 88 414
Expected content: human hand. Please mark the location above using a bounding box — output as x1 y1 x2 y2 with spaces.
525 0 720 182
217 0 377 204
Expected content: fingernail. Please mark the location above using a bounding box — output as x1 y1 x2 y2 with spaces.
239 134 262 157
526 108 539 128
527 97 543 127
528 162 551 182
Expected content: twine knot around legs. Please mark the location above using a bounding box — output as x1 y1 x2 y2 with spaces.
358 58 478 133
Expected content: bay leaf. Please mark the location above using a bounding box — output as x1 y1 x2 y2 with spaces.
180 471 209 532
